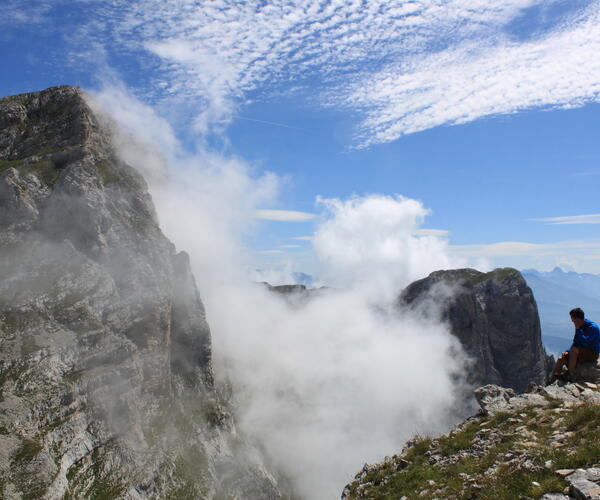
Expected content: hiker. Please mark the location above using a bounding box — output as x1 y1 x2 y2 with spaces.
551 308 600 382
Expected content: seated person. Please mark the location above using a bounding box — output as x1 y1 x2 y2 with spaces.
551 307 599 382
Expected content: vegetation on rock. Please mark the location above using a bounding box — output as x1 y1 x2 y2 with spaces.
342 381 600 500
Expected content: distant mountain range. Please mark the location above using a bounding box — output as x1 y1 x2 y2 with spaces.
521 267 600 356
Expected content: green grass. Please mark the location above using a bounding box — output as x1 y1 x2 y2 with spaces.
9 437 48 500
95 161 139 189
65 442 126 500
0 311 21 334
437 420 480 455
435 268 518 286
95 161 121 184
343 398 600 500
0 158 23 171
0 156 60 186
564 403 600 431
166 445 210 500
64 369 85 384
12 438 42 465
21 335 40 357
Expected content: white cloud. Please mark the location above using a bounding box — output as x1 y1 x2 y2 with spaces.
293 235 314 241
211 193 469 499
0 0 52 26
89 82 472 500
532 214 600 225
414 228 449 237
278 244 301 249
343 2 600 146
87 85 281 287
255 209 316 222
258 250 285 255
312 194 461 297
43 0 600 145
453 240 600 257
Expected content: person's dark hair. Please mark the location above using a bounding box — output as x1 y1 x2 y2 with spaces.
570 307 585 319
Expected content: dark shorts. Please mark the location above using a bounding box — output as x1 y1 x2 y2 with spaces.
563 347 599 364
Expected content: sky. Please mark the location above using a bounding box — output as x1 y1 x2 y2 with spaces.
3 0 600 277
4 2 600 495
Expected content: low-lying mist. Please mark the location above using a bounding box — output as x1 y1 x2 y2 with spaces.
90 86 472 500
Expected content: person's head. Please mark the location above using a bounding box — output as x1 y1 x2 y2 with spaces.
570 307 585 328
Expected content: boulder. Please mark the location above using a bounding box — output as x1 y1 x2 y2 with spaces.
572 360 600 384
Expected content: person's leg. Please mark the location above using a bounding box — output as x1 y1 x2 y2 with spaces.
552 351 569 376
567 346 580 373
576 347 599 365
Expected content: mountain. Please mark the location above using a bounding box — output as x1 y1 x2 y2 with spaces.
399 268 549 392
342 380 600 500
522 267 600 355
0 86 282 499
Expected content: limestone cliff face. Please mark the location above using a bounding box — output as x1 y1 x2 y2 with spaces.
0 86 280 499
399 268 549 392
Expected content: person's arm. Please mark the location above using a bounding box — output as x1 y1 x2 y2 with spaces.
571 327 581 350
590 323 600 353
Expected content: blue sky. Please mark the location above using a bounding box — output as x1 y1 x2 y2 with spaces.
3 0 600 276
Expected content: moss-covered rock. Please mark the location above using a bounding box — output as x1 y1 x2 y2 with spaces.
343 382 600 500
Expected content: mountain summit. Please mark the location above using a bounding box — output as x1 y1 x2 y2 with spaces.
0 86 281 499
399 268 550 392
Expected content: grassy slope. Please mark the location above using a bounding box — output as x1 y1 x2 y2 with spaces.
344 395 600 499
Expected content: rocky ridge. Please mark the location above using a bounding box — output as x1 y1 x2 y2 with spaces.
0 86 282 499
400 268 550 392
342 362 600 500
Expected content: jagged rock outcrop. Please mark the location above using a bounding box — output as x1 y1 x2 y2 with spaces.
399 268 550 392
342 380 600 500
0 86 281 499
263 283 311 295
262 282 328 306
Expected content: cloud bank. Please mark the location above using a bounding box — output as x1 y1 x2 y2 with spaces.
90 87 471 500
210 196 468 499
313 194 459 297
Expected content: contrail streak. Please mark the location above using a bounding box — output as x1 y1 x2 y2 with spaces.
237 116 310 132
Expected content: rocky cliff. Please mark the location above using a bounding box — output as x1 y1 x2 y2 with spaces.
399 268 550 392
342 377 600 500
0 86 281 499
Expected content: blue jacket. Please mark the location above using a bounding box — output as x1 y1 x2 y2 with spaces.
572 319 600 355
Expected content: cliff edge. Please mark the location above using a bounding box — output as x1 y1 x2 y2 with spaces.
0 86 281 499
342 378 600 500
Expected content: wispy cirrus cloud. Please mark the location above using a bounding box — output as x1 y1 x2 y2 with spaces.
24 0 600 146
414 228 449 237
344 1 600 146
255 209 316 222
532 214 600 225
453 240 600 257
0 0 52 27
